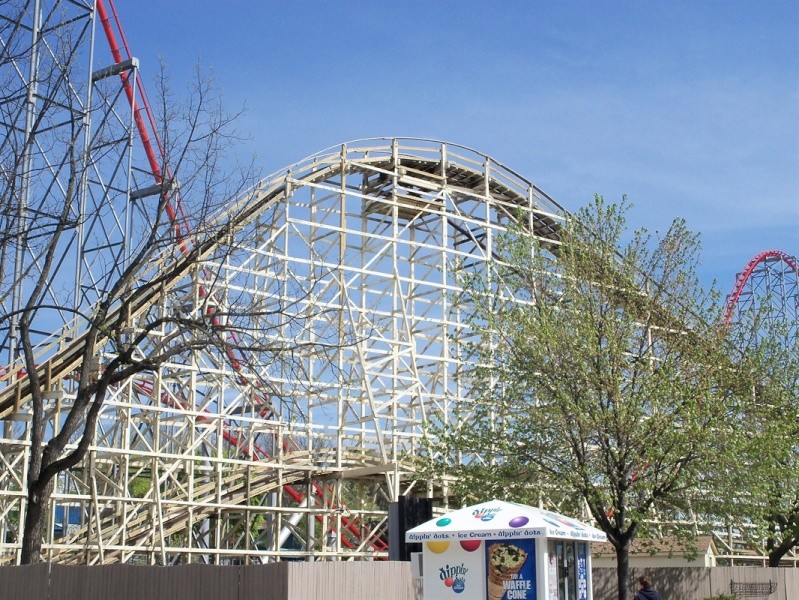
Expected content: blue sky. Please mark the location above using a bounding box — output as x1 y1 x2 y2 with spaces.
117 0 797 292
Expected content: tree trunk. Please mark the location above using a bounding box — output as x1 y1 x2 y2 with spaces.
20 479 53 564
768 534 798 567
616 541 631 600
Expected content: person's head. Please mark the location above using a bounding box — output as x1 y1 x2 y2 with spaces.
637 576 653 589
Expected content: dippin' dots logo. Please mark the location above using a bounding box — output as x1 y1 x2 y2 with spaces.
472 507 501 522
439 563 468 594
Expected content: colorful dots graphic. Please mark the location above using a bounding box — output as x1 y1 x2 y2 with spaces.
426 540 450 554
436 517 452 527
509 516 529 528
460 540 481 552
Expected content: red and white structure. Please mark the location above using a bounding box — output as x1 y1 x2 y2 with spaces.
1 1 795 568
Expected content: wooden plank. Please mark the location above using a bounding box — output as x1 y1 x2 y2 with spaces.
339 462 393 479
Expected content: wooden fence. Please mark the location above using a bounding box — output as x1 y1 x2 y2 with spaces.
0 562 419 600
592 566 798 600
0 562 795 600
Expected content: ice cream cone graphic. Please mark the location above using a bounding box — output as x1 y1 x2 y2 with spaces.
486 543 527 600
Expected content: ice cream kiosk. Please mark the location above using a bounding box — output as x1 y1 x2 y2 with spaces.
405 499 607 600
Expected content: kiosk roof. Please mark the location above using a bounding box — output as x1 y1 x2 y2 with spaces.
405 499 607 543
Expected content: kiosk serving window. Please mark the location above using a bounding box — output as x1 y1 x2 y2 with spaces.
549 540 589 600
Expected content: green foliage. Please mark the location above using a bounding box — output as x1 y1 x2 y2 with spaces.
247 496 266 536
718 299 799 565
128 476 151 498
429 196 760 598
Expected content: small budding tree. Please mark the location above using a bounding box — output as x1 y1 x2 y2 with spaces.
438 196 753 600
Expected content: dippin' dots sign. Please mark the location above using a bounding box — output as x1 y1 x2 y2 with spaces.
439 563 468 594
472 507 500 522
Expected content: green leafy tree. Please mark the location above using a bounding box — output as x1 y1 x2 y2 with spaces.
761 410 799 567
438 197 752 600
723 310 799 566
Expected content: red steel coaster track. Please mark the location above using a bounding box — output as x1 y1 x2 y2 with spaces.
723 249 799 328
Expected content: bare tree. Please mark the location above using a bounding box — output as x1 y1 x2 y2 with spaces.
0 4 324 563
